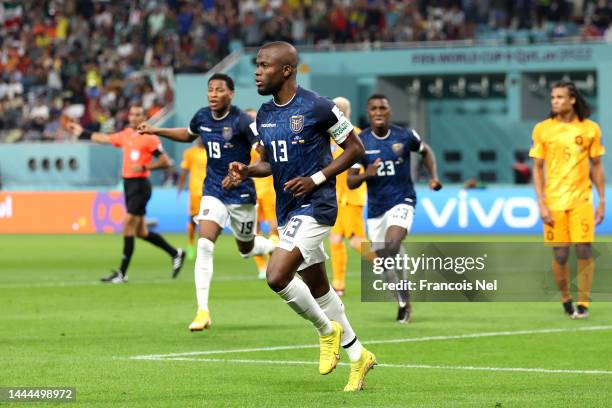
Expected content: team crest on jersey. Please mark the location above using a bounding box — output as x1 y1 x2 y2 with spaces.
222 127 233 141
575 135 583 145
392 143 404 157
290 115 304 133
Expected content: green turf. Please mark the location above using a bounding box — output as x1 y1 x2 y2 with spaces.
1 234 611 407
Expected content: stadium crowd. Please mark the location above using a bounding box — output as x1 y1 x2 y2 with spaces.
1 0 610 142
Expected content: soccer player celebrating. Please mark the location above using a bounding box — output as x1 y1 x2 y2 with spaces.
529 81 605 319
227 41 376 392
329 96 367 297
246 107 279 279
348 94 441 323
68 105 186 283
137 73 275 331
177 137 207 260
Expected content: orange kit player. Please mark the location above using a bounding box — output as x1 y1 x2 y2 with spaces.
329 97 367 296
530 81 605 320
246 108 279 279
178 138 207 260
68 105 186 283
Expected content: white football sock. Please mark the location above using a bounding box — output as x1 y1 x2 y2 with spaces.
194 238 214 312
277 277 332 336
240 235 276 258
316 286 363 362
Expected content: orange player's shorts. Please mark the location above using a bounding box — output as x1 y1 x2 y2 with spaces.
190 193 202 217
257 195 276 224
331 204 366 238
544 203 595 244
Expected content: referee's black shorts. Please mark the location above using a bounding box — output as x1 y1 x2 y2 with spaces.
123 177 152 216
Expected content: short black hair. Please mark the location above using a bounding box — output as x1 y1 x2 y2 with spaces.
367 94 389 103
550 80 591 121
208 73 235 91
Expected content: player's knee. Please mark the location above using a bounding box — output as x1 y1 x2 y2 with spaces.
349 236 362 251
576 243 592 259
197 237 215 256
266 268 290 292
553 248 570 265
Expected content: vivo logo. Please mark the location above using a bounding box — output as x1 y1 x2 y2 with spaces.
0 196 13 219
421 191 539 229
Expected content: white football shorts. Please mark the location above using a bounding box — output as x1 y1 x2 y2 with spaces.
196 195 257 242
277 215 331 271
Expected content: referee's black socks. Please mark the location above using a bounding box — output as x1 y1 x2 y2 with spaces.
119 236 135 276
142 232 178 257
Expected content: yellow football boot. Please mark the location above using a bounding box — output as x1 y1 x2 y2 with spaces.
344 348 377 391
188 309 212 331
319 321 342 375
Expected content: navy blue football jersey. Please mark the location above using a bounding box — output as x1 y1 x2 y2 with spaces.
255 87 354 226
358 124 423 218
188 105 257 204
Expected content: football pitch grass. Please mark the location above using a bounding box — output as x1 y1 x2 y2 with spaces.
1 234 611 407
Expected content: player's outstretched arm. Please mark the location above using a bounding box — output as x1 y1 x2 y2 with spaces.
347 158 381 190
247 144 273 178
420 143 442 191
223 145 272 189
591 156 606 225
67 122 112 144
284 131 365 197
231 144 272 180
137 122 197 143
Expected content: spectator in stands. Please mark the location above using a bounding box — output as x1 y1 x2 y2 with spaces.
1 0 608 143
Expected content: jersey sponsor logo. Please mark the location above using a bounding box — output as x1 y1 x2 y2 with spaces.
392 143 405 157
290 115 304 133
130 150 140 161
223 127 233 141
261 123 276 128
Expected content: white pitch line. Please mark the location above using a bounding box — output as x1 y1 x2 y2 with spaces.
0 275 256 289
129 325 612 360
132 357 612 376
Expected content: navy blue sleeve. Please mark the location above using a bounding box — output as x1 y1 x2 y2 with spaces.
188 110 201 136
407 129 423 153
312 96 338 131
238 111 258 145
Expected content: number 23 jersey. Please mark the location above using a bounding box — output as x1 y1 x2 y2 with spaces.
358 124 423 219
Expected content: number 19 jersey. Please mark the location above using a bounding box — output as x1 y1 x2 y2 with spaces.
188 105 257 205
